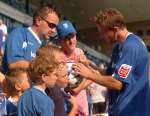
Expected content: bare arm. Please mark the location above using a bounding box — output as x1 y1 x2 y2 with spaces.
79 79 92 90
72 79 92 95
68 96 78 116
92 73 123 90
8 60 30 69
73 63 123 91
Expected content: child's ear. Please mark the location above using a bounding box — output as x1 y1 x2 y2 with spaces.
15 82 22 91
113 26 119 32
41 74 47 81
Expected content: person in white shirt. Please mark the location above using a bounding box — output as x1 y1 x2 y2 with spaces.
0 19 7 43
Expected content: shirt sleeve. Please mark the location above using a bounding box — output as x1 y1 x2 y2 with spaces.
6 28 26 64
113 42 138 84
3 25 7 35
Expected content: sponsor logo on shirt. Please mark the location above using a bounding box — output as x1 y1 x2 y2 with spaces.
118 64 132 78
63 23 69 28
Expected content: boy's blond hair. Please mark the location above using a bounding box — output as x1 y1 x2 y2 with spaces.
28 44 61 84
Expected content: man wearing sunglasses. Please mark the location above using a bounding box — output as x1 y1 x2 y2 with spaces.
3 5 60 72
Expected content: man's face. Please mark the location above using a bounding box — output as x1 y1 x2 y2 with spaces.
97 25 116 43
60 33 77 53
39 12 59 40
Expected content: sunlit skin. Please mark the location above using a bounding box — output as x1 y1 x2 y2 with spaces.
8 12 59 70
32 12 59 40
54 52 69 88
72 25 129 91
97 24 128 43
43 70 58 88
60 33 77 55
97 24 116 43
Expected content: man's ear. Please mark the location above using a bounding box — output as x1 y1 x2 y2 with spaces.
15 82 21 91
34 16 42 26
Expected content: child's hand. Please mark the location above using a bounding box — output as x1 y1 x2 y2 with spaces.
68 95 78 114
0 72 5 84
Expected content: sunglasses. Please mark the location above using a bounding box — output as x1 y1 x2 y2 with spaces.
41 17 57 29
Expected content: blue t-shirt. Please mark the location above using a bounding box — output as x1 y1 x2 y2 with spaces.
110 34 150 116
6 100 17 116
3 27 41 72
106 43 122 75
18 87 55 116
106 43 122 112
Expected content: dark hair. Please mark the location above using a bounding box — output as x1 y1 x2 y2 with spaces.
93 8 125 30
33 5 61 23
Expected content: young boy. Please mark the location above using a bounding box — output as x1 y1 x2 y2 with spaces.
56 65 78 116
5 68 30 116
18 54 59 116
37 44 78 116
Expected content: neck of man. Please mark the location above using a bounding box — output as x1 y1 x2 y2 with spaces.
117 28 129 43
31 25 41 39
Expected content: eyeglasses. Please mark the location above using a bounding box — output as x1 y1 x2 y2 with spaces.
41 17 57 29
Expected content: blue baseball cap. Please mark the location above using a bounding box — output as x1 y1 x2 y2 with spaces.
57 20 77 39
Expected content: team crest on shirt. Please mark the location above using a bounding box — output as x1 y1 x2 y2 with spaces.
31 51 36 58
63 23 69 29
22 41 27 48
118 64 132 78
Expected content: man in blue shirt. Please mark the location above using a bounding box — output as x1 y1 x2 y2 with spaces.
73 8 150 116
3 5 60 72
106 43 122 112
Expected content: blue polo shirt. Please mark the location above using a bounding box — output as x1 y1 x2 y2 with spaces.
3 27 41 72
110 34 150 116
106 43 122 112
106 43 122 75
18 87 55 116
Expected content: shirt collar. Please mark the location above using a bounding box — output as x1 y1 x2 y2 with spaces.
124 32 133 41
28 27 42 45
33 86 47 95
